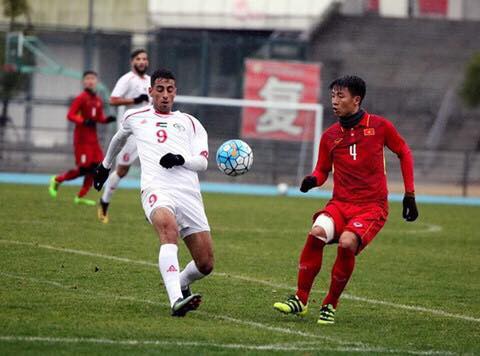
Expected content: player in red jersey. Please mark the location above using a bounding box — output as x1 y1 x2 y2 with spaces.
48 71 115 205
273 75 418 324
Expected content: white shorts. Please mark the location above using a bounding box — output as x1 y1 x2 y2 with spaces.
116 135 138 166
141 187 210 238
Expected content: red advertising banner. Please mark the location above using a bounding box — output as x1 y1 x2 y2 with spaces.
241 59 321 141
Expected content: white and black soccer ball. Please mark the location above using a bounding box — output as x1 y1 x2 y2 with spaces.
216 139 253 176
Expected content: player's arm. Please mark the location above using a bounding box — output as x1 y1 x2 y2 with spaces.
384 120 418 221
109 75 148 107
110 96 137 106
184 121 208 171
93 122 132 191
66 95 86 124
300 135 331 192
96 97 116 124
159 118 208 171
102 128 131 168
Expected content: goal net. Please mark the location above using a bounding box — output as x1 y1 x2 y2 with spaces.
174 95 323 186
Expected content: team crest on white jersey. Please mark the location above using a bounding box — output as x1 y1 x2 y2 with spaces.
173 123 186 132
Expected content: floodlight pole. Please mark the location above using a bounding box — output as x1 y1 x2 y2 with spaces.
84 0 95 71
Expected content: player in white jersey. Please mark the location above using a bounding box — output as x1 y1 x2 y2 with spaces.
98 49 151 224
93 69 213 317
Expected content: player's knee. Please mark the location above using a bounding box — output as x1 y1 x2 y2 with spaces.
338 233 358 252
310 225 327 239
152 217 178 243
197 258 214 275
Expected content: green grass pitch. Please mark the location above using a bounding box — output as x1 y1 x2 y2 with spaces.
0 184 478 355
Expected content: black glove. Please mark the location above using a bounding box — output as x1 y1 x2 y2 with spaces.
160 153 185 169
106 115 116 123
402 194 418 222
93 164 111 191
300 175 317 193
83 118 96 127
133 94 149 104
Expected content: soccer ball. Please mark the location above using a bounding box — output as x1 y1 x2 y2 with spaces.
277 182 289 195
216 139 253 176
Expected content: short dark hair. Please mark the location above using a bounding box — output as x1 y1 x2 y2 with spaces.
150 69 176 86
83 70 97 78
130 48 147 60
329 75 366 104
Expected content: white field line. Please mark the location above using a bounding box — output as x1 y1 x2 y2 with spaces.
0 272 455 356
212 223 443 235
1 239 477 324
0 272 351 346
0 335 456 355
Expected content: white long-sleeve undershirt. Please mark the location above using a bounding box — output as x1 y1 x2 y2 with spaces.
102 129 130 169
183 155 208 172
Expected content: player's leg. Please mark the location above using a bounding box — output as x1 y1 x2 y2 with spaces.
74 164 96 206
274 207 341 316
50 167 82 198
52 145 90 198
175 194 212 308
181 231 214 298
99 136 137 222
146 192 201 317
318 230 357 324
98 164 128 220
319 204 387 324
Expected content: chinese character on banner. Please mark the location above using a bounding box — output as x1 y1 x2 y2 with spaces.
241 59 321 142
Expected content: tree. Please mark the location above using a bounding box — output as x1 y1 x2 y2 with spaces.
460 52 480 108
0 0 32 155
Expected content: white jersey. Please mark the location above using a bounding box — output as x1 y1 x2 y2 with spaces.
111 71 151 111
119 106 209 193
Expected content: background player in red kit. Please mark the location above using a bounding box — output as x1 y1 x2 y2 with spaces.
48 70 115 205
274 75 418 324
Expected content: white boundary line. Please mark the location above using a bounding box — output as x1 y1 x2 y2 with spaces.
0 335 455 355
1 239 478 323
213 223 443 235
0 272 455 355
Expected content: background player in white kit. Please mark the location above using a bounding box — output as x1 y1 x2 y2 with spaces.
93 69 214 317
98 49 150 223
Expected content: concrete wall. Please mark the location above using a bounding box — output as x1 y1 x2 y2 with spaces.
0 0 148 32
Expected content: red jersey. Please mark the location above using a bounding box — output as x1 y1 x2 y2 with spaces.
67 89 108 146
312 112 415 203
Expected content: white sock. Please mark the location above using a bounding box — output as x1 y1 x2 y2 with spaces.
101 171 121 203
159 244 182 307
180 260 206 290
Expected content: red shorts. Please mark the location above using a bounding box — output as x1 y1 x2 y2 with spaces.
313 200 388 253
74 143 103 168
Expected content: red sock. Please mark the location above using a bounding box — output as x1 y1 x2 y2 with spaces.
323 246 356 308
56 168 81 183
77 174 93 197
296 234 325 305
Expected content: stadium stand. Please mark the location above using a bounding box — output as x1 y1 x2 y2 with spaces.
310 14 480 152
